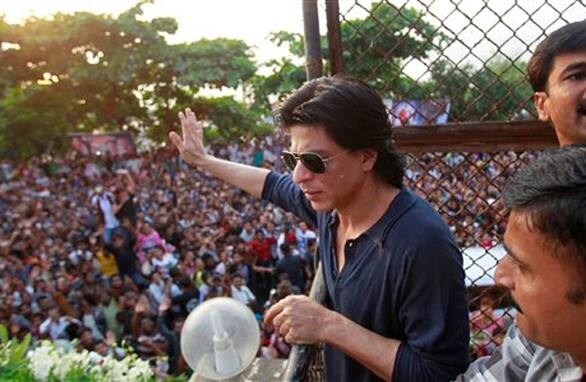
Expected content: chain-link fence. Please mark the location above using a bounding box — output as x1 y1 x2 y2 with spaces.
327 0 584 359
290 1 585 375
331 0 585 124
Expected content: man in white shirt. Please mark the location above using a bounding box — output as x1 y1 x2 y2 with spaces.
295 221 316 254
91 185 119 243
230 274 256 309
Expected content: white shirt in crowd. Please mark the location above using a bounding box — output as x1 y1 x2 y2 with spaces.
91 191 119 229
231 285 256 306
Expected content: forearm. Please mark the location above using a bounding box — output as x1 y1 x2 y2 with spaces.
199 156 270 198
322 311 400 381
131 313 142 337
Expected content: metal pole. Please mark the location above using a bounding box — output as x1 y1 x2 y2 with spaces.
302 0 323 80
326 0 344 75
282 262 327 381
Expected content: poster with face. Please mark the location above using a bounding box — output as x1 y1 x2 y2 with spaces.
385 98 451 127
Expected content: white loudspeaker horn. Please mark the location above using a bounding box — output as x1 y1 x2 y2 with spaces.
181 297 260 380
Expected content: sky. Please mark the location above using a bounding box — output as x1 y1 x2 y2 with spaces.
0 0 308 63
1 0 584 71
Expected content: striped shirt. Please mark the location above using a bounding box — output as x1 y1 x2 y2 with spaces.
456 323 583 382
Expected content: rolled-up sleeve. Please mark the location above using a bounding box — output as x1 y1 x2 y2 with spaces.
261 171 318 227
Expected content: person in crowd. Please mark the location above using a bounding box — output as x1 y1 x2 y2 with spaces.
458 20 586 382
104 230 146 288
157 297 187 375
170 75 469 381
457 146 586 381
230 273 257 309
90 184 119 244
275 243 306 293
295 221 316 254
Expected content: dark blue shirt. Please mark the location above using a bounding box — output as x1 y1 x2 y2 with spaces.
262 172 469 382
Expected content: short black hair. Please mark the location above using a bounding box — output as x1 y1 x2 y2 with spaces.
503 145 586 304
275 75 404 188
527 21 586 92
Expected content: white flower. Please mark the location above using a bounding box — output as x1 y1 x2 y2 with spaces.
26 340 153 382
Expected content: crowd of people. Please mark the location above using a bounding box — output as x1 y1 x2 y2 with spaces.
0 131 517 375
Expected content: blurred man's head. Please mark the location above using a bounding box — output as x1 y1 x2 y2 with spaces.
280 243 291 257
528 21 586 145
277 279 293 299
495 146 586 357
141 317 155 335
231 274 245 288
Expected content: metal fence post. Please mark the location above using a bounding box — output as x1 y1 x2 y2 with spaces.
326 0 344 75
302 0 323 80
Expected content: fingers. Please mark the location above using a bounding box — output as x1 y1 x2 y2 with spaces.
185 108 202 141
264 299 286 325
169 132 183 151
277 317 290 336
178 110 188 141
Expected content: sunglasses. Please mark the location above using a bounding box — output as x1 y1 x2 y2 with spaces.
281 150 345 174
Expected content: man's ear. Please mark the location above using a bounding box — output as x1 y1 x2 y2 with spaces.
360 149 378 172
534 92 551 122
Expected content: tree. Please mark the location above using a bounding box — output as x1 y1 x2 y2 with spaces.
249 2 443 113
254 1 532 123
428 58 533 122
0 1 259 157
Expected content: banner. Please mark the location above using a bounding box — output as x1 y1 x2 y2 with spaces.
69 133 135 157
385 99 451 127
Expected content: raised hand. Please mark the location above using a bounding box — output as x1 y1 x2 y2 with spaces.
159 297 171 313
169 108 208 168
134 294 150 315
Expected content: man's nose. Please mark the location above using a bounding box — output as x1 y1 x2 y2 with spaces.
494 255 515 290
292 161 314 184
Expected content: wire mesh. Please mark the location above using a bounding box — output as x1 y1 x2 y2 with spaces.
314 0 584 362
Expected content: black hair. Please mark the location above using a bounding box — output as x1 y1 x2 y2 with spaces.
275 75 404 188
527 21 586 92
503 145 586 304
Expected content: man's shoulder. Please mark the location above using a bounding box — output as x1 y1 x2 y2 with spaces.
456 324 580 382
379 191 455 251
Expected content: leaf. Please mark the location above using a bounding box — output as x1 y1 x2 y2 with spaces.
0 325 8 344
9 334 31 363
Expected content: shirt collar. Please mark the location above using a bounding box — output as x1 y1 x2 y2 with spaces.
551 352 583 382
363 187 417 242
325 187 417 241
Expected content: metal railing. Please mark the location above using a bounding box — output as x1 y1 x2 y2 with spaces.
286 1 584 379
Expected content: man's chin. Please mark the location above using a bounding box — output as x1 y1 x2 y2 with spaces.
308 199 332 212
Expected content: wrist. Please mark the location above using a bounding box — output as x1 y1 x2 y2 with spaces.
318 308 342 343
195 153 214 169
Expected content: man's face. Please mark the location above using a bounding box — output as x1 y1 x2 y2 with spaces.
232 276 244 288
173 319 184 334
289 125 370 211
495 210 586 353
534 50 586 145
299 222 308 232
56 277 68 292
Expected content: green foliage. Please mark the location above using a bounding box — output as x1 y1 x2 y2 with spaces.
250 1 443 112
428 58 533 121
0 2 258 158
190 96 272 143
258 1 531 123
0 324 34 381
340 2 445 93
173 39 256 89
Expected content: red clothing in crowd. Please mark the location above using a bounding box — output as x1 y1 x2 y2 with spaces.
248 237 276 262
